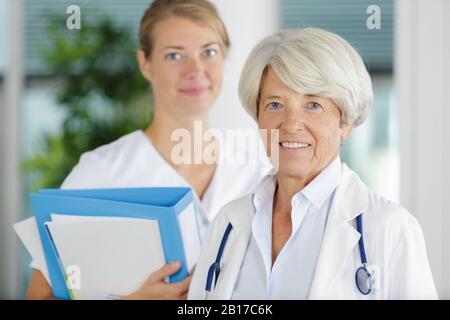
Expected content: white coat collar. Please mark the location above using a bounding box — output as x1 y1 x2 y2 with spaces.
206 194 254 299
308 163 369 299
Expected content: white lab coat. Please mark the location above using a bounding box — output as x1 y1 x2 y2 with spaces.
188 163 438 300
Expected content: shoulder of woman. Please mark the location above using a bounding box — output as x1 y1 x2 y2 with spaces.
206 194 255 237
364 190 422 242
61 131 143 189
218 194 254 221
87 130 145 164
341 164 420 237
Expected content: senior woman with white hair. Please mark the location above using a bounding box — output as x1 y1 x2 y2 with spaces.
188 28 438 300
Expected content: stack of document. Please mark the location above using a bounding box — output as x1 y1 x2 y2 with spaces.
14 187 200 300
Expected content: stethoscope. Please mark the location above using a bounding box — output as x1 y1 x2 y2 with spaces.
205 213 374 295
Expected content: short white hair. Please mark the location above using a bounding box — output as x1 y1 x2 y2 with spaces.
238 28 373 127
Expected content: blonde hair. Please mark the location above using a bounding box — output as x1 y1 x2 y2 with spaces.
139 0 230 58
238 28 373 127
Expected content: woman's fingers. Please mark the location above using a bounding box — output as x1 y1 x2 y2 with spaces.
124 262 191 299
147 261 181 284
179 292 188 300
166 274 193 299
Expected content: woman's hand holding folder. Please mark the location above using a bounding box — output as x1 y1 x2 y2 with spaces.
123 261 192 300
27 261 192 300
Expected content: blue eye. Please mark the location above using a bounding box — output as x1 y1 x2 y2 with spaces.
204 48 218 58
165 52 182 61
306 102 322 111
266 102 283 111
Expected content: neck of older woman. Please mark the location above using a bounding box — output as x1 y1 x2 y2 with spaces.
271 183 292 265
274 174 315 211
145 106 218 200
271 173 318 265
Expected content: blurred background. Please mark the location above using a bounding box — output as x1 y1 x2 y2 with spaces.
0 0 449 299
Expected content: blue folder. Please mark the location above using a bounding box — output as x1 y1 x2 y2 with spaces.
30 187 195 300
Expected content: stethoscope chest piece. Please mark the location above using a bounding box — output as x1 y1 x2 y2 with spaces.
355 264 373 295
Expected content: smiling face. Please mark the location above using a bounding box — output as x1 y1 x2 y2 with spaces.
258 68 353 183
137 17 224 116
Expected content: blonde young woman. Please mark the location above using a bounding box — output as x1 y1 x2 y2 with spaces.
24 0 269 300
189 28 437 300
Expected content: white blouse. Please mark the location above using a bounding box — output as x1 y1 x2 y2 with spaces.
231 157 341 299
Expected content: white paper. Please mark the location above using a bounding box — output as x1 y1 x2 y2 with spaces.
13 217 51 284
177 203 201 272
45 219 165 300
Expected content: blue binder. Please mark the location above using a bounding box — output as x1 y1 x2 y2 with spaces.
30 187 195 300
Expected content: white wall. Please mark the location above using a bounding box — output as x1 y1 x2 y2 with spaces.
0 0 22 299
209 0 281 130
0 0 5 73
396 0 450 299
